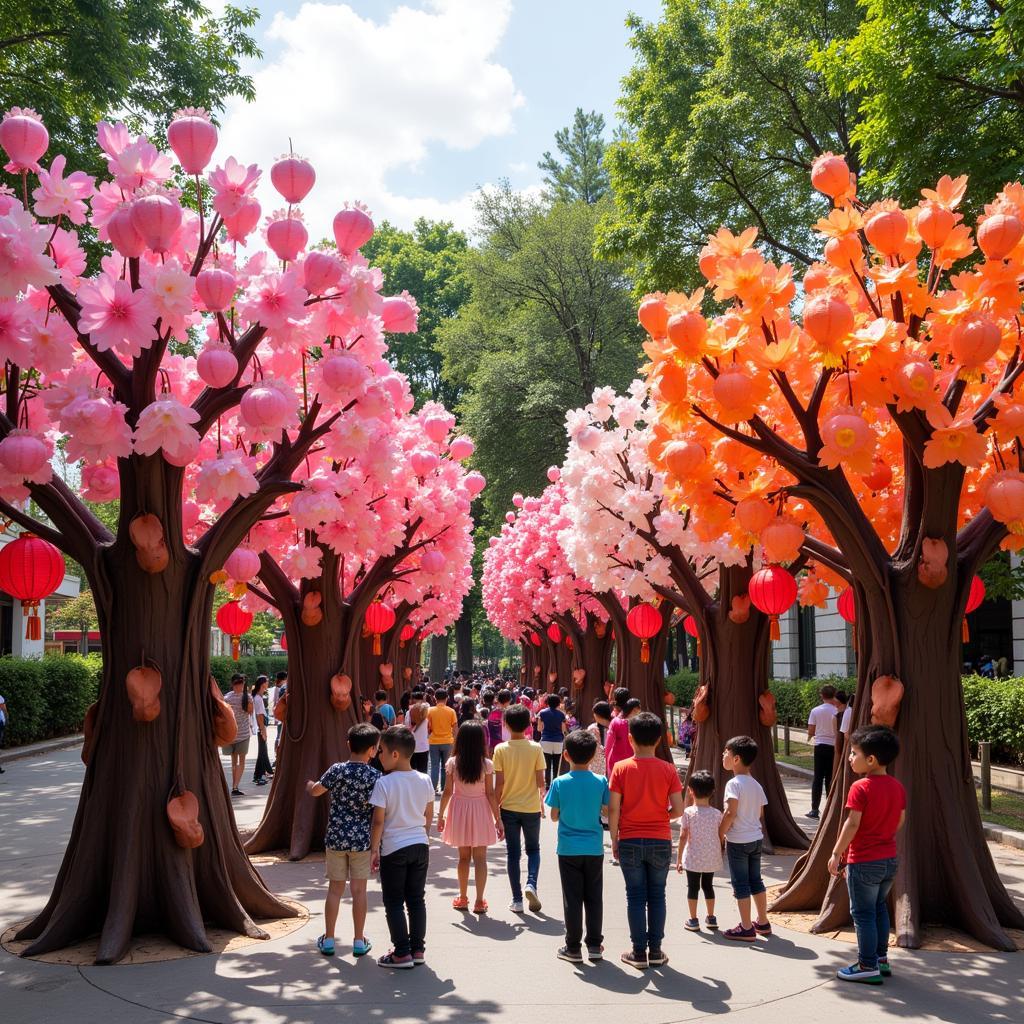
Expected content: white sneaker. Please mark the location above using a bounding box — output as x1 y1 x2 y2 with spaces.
510 899 524 913
525 884 542 913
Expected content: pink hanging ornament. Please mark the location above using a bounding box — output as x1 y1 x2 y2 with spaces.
332 206 374 255
196 345 238 388
167 109 218 175
196 267 236 311
130 193 182 253
270 155 315 204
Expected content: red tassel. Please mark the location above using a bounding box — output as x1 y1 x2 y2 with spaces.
696 637 701 658
769 615 780 642
641 638 650 664
962 618 969 642
231 635 240 661
373 633 382 656
25 603 40 641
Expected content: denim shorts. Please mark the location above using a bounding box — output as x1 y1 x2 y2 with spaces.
726 839 765 899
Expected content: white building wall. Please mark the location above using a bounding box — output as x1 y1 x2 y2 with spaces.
770 605 799 680
814 593 854 678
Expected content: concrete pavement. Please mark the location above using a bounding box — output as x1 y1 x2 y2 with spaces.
1 738 1023 1023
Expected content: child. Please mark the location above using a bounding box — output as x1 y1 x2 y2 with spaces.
487 689 512 752
538 693 568 787
828 725 906 984
719 735 770 942
675 769 722 931
493 703 546 913
605 697 640 780
437 720 504 913
305 722 381 957
586 700 611 778
375 689 397 727
807 684 838 818
546 729 609 963
609 711 685 969
369 726 436 968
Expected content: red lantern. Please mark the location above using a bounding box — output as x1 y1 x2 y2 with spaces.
400 623 416 648
748 565 797 641
547 623 562 644
280 633 288 651
0 533 65 640
682 613 701 657
566 636 573 651
216 600 253 661
837 586 856 624
365 600 396 655
963 574 986 641
626 602 662 663
530 631 541 646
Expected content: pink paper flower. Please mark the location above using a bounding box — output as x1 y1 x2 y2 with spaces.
209 156 261 218
32 155 95 224
133 396 201 460
195 449 259 504
62 392 133 464
78 273 157 357
281 544 323 580
81 461 120 502
49 227 86 286
0 201 59 298
105 136 173 192
237 270 307 329
0 299 31 364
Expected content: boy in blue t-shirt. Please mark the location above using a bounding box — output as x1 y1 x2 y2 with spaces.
545 728 610 964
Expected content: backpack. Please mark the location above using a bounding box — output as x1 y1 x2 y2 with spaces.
410 701 428 728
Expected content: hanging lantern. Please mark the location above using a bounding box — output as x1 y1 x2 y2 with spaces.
364 600 396 655
0 533 65 639
400 623 416 648
837 586 856 623
963 574 985 641
748 565 798 641
683 613 701 657
547 623 562 644
216 600 253 660
566 636 574 651
530 631 541 647
626 602 662 663
280 633 288 651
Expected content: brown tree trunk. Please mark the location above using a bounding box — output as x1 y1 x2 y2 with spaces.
455 608 473 672
429 632 449 682
685 565 808 853
16 466 294 962
772 567 1024 948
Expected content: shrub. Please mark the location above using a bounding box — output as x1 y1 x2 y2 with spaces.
36 656 98 737
0 658 46 745
665 669 700 705
961 675 1024 766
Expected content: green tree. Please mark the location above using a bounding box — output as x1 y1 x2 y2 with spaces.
538 107 610 204
0 1 260 179
50 591 98 654
361 219 470 408
245 611 277 656
816 0 1024 205
600 0 862 292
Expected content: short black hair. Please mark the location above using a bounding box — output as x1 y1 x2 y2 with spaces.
851 725 900 766
275 671 288 681
348 722 380 754
613 686 630 709
592 700 612 721
564 728 597 765
435 690 449 703
835 690 850 705
546 693 561 709
504 703 531 733
624 698 642 714
628 711 663 747
230 673 245 685
725 735 758 766
820 684 837 700
380 725 416 759
497 688 512 703
688 769 715 799
374 690 387 702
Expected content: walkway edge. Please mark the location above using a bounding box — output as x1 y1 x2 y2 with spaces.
0 734 83 765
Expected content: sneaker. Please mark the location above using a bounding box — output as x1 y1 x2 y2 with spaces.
754 920 773 937
705 915 719 931
353 938 372 957
412 950 425 965
611 857 620 866
231 788 243 796
510 899 525 913
724 924 757 942
316 934 335 956
254 777 268 786
586 945 604 961
556 946 583 963
684 918 701 932
836 962 882 985
647 949 669 966
377 952 414 969
525 884 542 913
878 958 892 977
621 949 648 969
806 809 820 819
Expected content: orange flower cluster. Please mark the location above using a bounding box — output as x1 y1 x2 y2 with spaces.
643 156 1024 577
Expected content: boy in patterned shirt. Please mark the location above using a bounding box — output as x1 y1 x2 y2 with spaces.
307 722 381 957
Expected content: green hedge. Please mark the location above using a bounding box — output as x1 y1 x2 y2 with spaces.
209 655 289 692
0 655 99 746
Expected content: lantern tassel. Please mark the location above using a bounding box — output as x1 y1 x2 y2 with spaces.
769 615 780 642
231 635 240 661
641 638 650 664
696 637 701 658
373 633 382 656
24 602 40 641
962 618 969 643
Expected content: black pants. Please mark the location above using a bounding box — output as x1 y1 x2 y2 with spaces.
411 751 429 774
253 732 273 781
558 854 603 951
544 753 561 787
379 843 428 957
812 744 835 812
685 870 715 901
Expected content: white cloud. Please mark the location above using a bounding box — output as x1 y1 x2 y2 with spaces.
215 0 525 235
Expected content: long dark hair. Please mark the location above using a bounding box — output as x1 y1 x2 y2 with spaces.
613 687 630 712
458 696 478 724
232 674 251 714
453 720 487 786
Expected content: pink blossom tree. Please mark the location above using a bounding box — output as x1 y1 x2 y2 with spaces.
0 107 424 962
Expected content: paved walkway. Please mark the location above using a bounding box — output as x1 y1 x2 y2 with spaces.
2 739 1023 1023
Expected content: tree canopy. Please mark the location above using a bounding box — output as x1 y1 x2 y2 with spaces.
538 107 610 204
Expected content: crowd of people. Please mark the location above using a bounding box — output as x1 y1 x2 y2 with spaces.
284 673 906 986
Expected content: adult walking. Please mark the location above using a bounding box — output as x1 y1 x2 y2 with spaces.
222 674 252 796
806 684 838 819
252 676 274 786
427 689 458 794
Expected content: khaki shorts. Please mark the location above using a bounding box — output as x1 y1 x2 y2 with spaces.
325 848 372 882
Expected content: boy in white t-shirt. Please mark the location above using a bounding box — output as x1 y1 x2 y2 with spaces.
807 684 838 819
718 735 769 942
369 726 436 969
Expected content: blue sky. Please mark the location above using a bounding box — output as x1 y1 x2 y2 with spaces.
214 0 663 233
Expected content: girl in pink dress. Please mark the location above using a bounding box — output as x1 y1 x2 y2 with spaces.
605 695 641 778
437 720 504 913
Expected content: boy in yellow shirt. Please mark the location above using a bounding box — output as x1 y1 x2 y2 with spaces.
494 703 546 913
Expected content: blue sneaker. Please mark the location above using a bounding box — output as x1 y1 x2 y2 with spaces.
317 934 335 956
353 938 372 957
837 962 882 985
878 958 892 977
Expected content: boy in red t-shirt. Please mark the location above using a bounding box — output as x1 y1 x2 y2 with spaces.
828 725 906 985
608 711 684 970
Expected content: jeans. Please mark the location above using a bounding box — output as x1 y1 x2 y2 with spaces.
411 751 429 774
500 809 541 899
847 857 898 969
558 854 603 951
618 838 671 953
429 743 452 791
811 743 835 812
379 843 429 957
726 839 765 899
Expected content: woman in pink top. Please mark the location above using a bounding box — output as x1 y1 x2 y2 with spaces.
605 696 640 778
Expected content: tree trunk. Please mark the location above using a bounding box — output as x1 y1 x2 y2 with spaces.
772 567 1024 948
429 632 449 683
686 565 808 853
16 504 293 962
455 609 473 672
